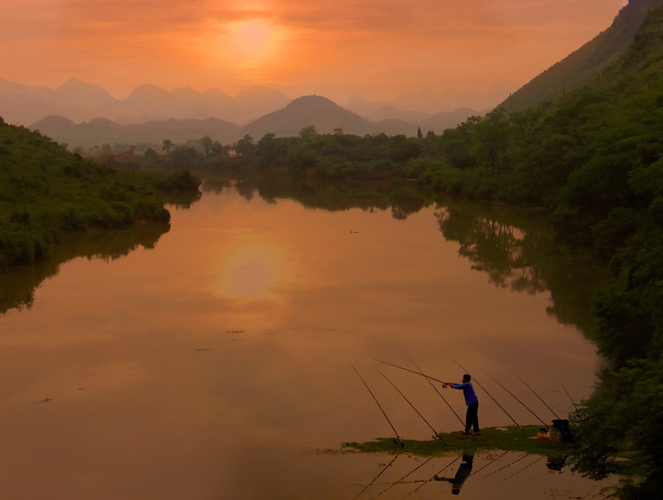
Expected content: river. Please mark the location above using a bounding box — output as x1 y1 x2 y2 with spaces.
0 174 614 499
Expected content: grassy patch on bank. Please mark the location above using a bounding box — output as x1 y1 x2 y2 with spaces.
341 426 571 457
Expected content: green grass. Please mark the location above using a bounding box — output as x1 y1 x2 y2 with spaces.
341 426 571 457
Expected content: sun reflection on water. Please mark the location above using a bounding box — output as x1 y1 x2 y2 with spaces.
218 243 289 300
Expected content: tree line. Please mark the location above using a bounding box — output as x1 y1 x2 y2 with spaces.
0 118 200 271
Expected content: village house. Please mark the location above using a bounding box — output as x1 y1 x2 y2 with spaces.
100 145 136 166
222 146 241 158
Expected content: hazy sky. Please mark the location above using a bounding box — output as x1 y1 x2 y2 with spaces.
1 0 628 103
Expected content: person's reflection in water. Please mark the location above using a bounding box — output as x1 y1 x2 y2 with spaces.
434 454 474 495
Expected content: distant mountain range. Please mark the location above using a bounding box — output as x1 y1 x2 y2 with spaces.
0 78 291 126
30 116 240 149
501 0 663 112
30 95 479 149
9 1 659 148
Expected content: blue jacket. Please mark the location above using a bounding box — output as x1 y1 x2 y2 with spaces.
451 382 478 405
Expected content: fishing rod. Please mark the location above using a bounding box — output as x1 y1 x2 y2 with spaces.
376 368 446 444
480 452 531 479
352 454 399 500
407 357 475 441
561 381 579 412
480 369 550 429
453 360 527 435
351 365 405 448
469 449 510 477
512 370 561 420
497 455 544 484
401 455 461 500
372 357 447 385
372 456 434 498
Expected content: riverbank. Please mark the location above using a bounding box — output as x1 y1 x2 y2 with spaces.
0 121 201 272
341 426 571 457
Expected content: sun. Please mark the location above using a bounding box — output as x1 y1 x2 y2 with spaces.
225 21 282 62
235 23 271 55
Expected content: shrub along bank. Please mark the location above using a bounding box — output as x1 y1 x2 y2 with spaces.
0 119 199 271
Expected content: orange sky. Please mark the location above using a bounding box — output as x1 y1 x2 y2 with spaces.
1 0 628 104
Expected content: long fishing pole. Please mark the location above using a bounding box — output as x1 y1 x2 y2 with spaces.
481 369 549 429
401 455 461 500
469 449 510 477
561 381 579 412
497 455 544 483
372 457 434 498
351 365 405 448
512 370 560 420
407 357 475 441
453 360 527 435
352 454 399 500
480 452 531 479
372 357 447 384
376 368 446 444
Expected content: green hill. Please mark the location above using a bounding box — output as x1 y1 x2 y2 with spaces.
0 119 196 271
501 0 663 112
241 95 415 138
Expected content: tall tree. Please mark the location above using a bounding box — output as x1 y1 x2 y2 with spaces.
162 139 173 156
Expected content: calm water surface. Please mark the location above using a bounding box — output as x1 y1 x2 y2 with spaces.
0 179 612 499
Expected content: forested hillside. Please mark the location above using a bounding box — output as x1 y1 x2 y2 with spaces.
500 0 663 112
0 118 198 271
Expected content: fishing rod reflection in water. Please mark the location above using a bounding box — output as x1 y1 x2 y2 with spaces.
351 454 399 500
372 456 434 498
497 455 545 484
402 455 461 500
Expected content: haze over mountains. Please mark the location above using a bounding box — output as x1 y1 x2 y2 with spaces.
2 0 661 151
0 77 486 128
0 78 291 126
29 95 482 149
0 76 485 147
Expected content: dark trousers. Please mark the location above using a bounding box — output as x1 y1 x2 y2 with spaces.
465 402 479 433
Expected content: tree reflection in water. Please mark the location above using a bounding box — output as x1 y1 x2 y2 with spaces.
0 222 171 315
437 201 611 336
438 209 546 295
201 169 611 337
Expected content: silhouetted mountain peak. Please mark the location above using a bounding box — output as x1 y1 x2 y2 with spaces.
170 86 201 98
57 78 89 89
87 117 121 127
203 88 232 99
128 84 170 99
54 79 116 105
286 95 342 110
235 85 289 103
31 115 76 129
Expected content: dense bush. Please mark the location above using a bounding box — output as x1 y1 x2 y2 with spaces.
0 121 198 271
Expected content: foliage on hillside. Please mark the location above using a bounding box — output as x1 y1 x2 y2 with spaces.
0 119 199 271
499 0 663 112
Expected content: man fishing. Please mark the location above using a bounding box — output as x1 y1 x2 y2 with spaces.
445 374 480 436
